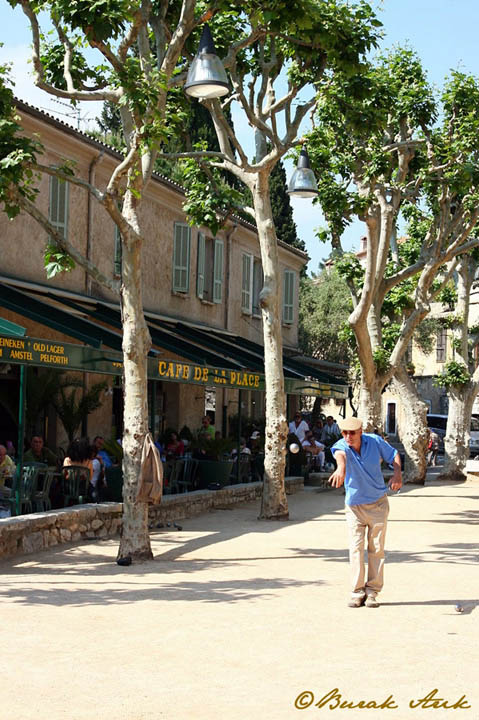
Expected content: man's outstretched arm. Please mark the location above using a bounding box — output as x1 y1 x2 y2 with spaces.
329 450 346 488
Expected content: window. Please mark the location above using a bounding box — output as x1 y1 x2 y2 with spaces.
49 174 69 240
114 225 122 277
436 328 447 363
386 402 396 435
241 253 263 315
197 233 224 303
172 223 191 293
282 270 295 324
241 253 253 313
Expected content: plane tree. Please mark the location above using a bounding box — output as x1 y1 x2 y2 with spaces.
305 49 479 481
0 0 379 556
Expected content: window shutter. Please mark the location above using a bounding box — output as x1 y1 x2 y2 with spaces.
49 176 59 226
241 253 253 313
49 175 69 240
283 270 295 324
197 232 205 298
173 223 191 293
213 238 224 303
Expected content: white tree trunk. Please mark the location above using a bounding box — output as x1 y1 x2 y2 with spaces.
441 259 478 480
357 376 383 432
252 174 288 520
117 215 153 560
391 366 428 484
441 386 476 480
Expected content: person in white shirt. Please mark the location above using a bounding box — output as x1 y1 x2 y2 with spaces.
321 416 341 446
288 412 310 443
302 431 325 471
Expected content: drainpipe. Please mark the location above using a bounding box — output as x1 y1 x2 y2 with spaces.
224 220 238 332
83 150 104 437
224 220 239 441
86 150 105 296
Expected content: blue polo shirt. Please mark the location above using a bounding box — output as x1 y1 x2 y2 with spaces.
331 433 397 506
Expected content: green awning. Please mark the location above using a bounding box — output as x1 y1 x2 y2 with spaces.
0 316 26 337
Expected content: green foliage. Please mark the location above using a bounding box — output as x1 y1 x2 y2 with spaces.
334 253 364 288
181 149 244 236
372 347 390 374
34 0 133 42
53 378 108 442
434 360 470 389
269 160 302 250
44 243 76 278
0 61 41 217
451 336 462 352
25 368 80 438
39 38 106 97
414 318 440 355
440 314 464 329
438 282 458 309
298 268 352 363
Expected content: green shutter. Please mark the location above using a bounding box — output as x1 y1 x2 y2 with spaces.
213 238 224 303
241 253 252 312
197 232 205 299
283 270 295 324
173 223 191 293
49 174 69 241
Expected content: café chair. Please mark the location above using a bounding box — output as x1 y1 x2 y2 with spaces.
33 468 58 511
177 458 198 493
8 463 46 515
63 465 90 506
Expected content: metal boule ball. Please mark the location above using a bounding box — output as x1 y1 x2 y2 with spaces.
289 443 300 454
455 604 464 613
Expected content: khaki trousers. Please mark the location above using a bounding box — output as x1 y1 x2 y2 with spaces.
345 495 389 599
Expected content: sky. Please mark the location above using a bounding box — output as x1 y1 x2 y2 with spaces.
1 0 479 274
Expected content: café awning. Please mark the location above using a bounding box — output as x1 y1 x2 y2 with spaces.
0 279 348 398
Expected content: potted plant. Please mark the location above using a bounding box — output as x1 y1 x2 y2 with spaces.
192 435 235 488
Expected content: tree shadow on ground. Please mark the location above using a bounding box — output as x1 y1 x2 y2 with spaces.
0 573 326 607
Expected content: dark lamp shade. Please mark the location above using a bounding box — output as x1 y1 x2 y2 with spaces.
184 54 229 98
184 24 229 99
287 148 318 198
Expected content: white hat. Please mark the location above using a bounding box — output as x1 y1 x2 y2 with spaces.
250 431 261 440
338 417 363 431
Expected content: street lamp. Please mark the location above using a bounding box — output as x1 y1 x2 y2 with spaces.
184 24 229 99
287 147 319 198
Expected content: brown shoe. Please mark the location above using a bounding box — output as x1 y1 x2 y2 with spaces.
365 595 379 608
348 596 366 608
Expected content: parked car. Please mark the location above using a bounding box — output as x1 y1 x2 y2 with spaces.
427 414 479 456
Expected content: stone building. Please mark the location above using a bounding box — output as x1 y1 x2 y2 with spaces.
0 100 347 452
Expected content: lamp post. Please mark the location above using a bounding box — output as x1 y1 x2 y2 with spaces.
184 24 229 99
287 147 319 198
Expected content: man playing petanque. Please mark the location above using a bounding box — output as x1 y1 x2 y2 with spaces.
328 417 402 608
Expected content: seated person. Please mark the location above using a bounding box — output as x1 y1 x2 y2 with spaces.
231 438 251 459
90 445 107 502
64 438 93 474
0 444 16 498
320 416 341 446
197 415 215 440
93 435 113 468
24 435 57 466
165 431 185 459
302 430 325 471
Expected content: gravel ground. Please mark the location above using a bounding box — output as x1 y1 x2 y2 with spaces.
0 474 477 720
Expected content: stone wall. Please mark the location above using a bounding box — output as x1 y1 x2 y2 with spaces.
0 477 303 562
